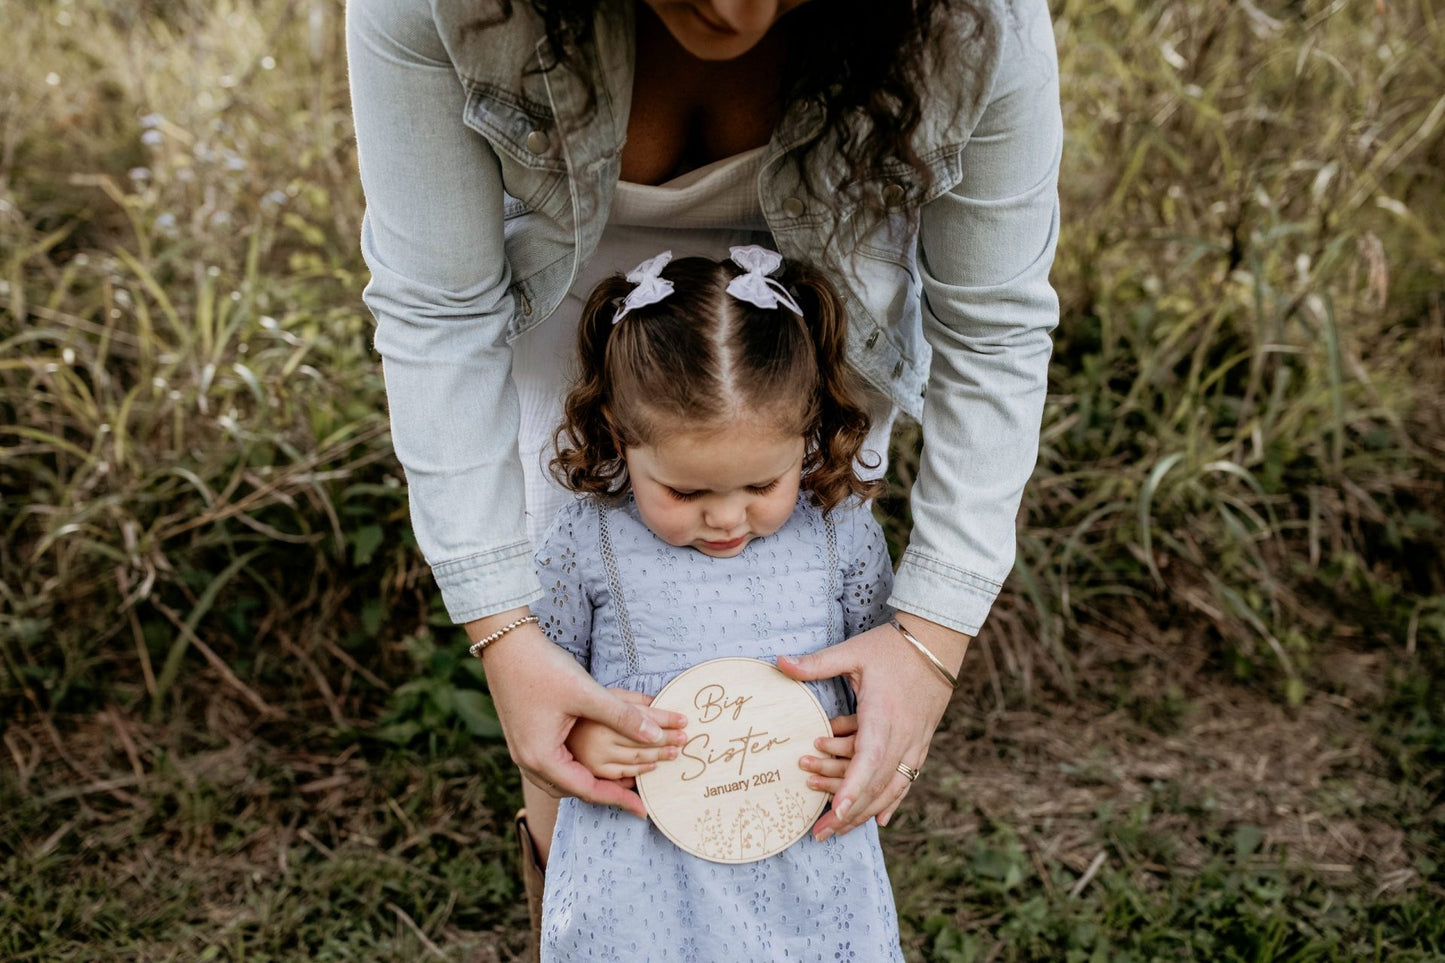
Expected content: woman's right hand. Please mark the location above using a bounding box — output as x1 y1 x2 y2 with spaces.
472 610 688 818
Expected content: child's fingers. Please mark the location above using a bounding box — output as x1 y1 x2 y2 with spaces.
813 733 857 759
807 775 845 795
618 744 678 766
797 751 849 786
799 753 848 794
609 733 688 751
830 714 859 737
598 739 683 760
599 761 659 780
798 754 849 780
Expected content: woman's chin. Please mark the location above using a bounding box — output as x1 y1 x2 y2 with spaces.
656 11 767 60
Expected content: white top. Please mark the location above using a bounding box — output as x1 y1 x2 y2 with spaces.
573 147 772 299
612 147 769 229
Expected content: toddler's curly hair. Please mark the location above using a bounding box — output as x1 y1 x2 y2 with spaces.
551 254 883 516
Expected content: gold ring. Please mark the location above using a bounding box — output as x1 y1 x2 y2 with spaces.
896 762 921 783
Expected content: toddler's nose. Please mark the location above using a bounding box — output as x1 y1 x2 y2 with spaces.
704 500 746 533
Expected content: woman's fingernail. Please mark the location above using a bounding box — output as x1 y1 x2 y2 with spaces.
834 797 851 820
640 722 663 742
815 827 833 842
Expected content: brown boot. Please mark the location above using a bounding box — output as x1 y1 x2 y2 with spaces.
515 810 545 962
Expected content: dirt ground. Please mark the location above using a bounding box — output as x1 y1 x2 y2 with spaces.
894 624 1425 903
4 626 1431 960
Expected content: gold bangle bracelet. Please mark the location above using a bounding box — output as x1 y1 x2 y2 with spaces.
468 615 538 659
888 617 958 689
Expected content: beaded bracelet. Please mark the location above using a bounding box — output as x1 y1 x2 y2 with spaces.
468 615 538 659
888 617 958 689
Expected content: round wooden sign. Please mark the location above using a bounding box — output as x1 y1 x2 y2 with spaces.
637 657 832 864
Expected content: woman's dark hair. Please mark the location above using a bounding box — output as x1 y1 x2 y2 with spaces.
551 255 883 515
498 0 982 203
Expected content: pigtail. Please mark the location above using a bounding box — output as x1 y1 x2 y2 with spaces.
785 264 886 514
550 276 633 497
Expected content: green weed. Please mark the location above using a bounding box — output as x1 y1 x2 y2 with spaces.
375 628 506 750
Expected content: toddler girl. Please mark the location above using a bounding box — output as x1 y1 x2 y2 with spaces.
532 246 903 961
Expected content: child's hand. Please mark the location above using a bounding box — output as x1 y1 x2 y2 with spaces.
797 714 858 796
567 689 688 783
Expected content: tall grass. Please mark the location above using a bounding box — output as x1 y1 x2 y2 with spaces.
1004 0 1443 696
3 0 1443 718
1 0 416 721
1 0 1441 717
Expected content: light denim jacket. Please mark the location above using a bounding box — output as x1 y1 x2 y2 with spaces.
346 0 1061 636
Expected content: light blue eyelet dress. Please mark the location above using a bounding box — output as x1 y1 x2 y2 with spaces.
533 494 903 962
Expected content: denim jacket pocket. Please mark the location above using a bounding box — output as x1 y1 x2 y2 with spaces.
502 191 528 220
463 86 570 218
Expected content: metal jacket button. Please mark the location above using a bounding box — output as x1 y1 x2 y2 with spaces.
881 183 905 207
782 196 805 218
892 360 905 378
525 130 550 154
864 331 880 349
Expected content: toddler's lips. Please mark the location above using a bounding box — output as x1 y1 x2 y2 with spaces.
702 535 747 552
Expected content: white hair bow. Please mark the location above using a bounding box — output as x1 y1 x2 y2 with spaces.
612 250 675 324
727 245 803 317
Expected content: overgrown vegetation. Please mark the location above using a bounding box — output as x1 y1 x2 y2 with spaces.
2 0 1442 959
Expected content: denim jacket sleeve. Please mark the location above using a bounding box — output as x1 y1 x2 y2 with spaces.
347 0 543 622
888 0 1063 637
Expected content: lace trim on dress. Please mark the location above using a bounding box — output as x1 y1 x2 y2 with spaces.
596 503 642 676
825 512 841 645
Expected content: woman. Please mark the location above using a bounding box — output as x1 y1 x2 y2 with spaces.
346 0 1060 942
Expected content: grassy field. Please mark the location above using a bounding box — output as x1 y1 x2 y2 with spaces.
2 0 1442 959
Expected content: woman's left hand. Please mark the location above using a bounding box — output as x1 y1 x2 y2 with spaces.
777 612 968 839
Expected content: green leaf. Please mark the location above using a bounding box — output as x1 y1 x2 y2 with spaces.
453 689 503 738
351 524 384 565
372 721 423 745
1233 824 1264 857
